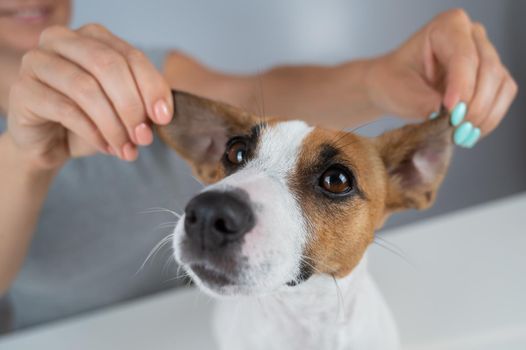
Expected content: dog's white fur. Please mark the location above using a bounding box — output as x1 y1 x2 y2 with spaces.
172 121 400 349
213 258 399 350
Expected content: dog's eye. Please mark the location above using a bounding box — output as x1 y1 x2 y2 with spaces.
319 166 353 195
226 141 247 165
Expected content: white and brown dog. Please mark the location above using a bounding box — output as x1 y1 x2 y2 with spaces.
159 90 454 350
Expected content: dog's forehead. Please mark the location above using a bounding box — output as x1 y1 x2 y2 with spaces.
250 120 314 175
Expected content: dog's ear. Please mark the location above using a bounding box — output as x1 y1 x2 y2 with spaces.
158 90 256 183
375 111 454 214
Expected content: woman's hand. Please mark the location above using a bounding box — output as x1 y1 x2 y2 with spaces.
7 23 173 171
367 8 518 147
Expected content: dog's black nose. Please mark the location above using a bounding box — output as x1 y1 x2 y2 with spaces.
184 190 255 250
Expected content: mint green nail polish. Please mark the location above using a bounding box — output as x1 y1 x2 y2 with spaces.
428 111 440 120
463 127 481 148
450 102 467 126
454 122 473 146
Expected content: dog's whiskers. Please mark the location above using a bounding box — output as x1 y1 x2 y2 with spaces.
136 233 175 274
297 255 346 323
329 118 385 149
374 235 405 255
139 207 182 219
176 262 183 277
184 273 194 288
161 248 177 275
162 271 191 283
331 275 346 324
298 254 334 275
246 70 268 127
298 256 320 273
333 134 361 150
257 72 266 122
330 129 353 146
156 221 180 230
373 235 415 268
349 118 385 133
161 253 192 284
162 262 193 284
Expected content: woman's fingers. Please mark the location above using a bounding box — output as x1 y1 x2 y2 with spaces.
77 24 173 127
39 26 148 149
8 23 172 167
468 23 509 134
423 9 517 145
429 9 479 111
13 76 107 155
479 72 518 136
22 49 137 161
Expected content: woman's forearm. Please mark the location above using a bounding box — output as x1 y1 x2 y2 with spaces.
165 53 381 129
0 133 56 295
239 60 382 128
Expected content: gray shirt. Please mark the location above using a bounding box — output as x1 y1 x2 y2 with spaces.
0 50 199 332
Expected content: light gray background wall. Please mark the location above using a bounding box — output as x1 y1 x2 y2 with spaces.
72 0 526 229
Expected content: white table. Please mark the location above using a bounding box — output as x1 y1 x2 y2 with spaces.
1 193 525 350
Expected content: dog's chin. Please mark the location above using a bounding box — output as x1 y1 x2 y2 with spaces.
184 264 287 298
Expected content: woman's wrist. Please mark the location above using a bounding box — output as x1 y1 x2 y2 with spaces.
338 58 387 122
359 55 395 119
0 132 58 295
0 132 59 187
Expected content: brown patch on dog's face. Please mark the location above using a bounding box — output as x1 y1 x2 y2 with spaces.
290 129 387 277
290 112 453 278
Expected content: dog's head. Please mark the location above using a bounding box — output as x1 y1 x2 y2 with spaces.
159 90 453 297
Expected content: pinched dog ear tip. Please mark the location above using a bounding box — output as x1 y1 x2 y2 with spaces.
158 89 257 183
376 114 454 212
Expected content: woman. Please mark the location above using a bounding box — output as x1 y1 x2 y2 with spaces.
0 0 517 331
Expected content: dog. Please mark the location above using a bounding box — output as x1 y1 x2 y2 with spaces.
158 90 454 350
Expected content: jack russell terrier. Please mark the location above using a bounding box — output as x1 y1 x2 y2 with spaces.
158 90 454 350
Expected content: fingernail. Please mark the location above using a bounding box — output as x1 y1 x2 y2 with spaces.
463 127 481 148
122 142 138 161
134 123 154 145
154 99 171 125
454 122 474 146
428 111 440 120
450 102 467 126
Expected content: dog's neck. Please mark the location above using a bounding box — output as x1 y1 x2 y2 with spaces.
269 256 369 326
214 255 398 350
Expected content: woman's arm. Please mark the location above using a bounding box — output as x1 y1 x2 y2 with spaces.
167 9 517 145
0 133 56 295
166 53 379 129
235 61 380 129
0 24 174 294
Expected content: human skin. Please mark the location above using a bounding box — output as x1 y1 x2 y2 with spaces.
0 2 517 294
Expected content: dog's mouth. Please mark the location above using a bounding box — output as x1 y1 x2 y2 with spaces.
189 264 235 288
